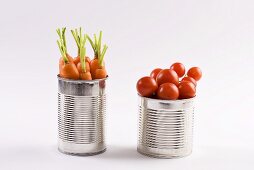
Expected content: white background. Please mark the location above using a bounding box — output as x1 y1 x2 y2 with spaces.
0 0 254 169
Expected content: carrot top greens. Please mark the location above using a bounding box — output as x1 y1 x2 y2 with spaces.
56 27 68 63
71 28 87 72
87 31 108 66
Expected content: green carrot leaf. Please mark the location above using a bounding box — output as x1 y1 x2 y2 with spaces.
62 27 67 51
56 27 68 63
87 31 107 62
71 29 80 54
56 28 61 39
94 34 98 56
57 40 68 63
87 34 96 53
80 47 86 72
99 45 108 66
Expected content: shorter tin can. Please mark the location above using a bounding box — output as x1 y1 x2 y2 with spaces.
137 96 195 158
57 75 107 156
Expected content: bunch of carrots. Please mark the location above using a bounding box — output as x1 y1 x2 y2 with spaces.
57 27 108 80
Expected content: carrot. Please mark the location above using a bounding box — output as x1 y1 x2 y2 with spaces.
71 28 92 66
87 31 108 79
80 72 92 80
60 63 80 80
73 56 91 65
71 28 81 65
85 56 91 63
77 62 90 73
94 44 108 79
95 68 107 79
71 27 92 80
79 46 92 80
73 56 80 65
57 27 79 80
57 28 74 72
90 58 101 77
59 54 74 72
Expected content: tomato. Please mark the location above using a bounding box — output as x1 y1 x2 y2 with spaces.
150 68 162 80
136 76 158 97
178 81 196 99
157 83 179 100
156 69 179 86
181 76 197 86
170 62 185 77
187 67 202 81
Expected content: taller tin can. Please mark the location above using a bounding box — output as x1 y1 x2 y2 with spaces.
137 96 195 158
57 75 107 155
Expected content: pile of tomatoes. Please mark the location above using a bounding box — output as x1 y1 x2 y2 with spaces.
136 62 202 100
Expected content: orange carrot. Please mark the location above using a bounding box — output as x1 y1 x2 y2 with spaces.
60 63 80 80
80 72 92 80
57 28 74 73
71 27 92 80
59 54 74 73
85 56 91 63
73 56 91 65
87 31 108 79
77 61 90 73
73 56 80 65
71 28 91 66
71 29 81 66
90 58 100 77
94 68 107 79
57 27 79 79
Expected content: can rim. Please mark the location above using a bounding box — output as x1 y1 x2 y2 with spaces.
57 74 108 83
138 94 195 102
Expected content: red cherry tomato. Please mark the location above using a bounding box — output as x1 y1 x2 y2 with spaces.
157 83 179 100
136 76 158 97
170 62 185 77
187 67 202 81
178 81 196 99
156 69 179 86
181 76 197 86
150 68 162 80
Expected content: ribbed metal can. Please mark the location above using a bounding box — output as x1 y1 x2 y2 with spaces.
57 75 107 156
137 96 195 158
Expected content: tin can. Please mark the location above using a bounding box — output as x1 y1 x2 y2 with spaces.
57 75 107 155
137 96 195 158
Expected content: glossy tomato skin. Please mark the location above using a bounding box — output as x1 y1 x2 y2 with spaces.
178 81 196 99
136 76 158 97
170 62 185 77
156 69 179 86
157 83 179 100
181 76 197 86
187 67 202 81
150 68 162 80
